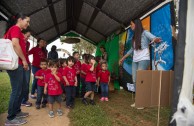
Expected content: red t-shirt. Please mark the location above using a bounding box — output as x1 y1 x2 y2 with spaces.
35 69 49 86
80 63 87 78
98 70 110 83
85 64 96 82
73 60 81 74
96 63 102 75
45 73 63 95
58 67 66 84
26 41 30 64
62 67 76 86
28 47 46 67
4 25 27 65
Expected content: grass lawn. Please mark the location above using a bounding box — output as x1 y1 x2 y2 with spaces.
0 71 171 126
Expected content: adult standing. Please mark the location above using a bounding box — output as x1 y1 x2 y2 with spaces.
48 45 58 60
21 30 32 107
100 46 108 61
119 19 161 108
4 13 30 125
29 38 47 99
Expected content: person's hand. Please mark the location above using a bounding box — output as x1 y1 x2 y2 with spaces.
119 59 124 66
91 59 96 64
75 81 77 87
52 70 57 75
44 89 47 94
154 37 162 43
22 60 28 70
66 81 70 86
39 76 44 80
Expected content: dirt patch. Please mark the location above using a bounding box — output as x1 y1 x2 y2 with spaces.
0 98 70 126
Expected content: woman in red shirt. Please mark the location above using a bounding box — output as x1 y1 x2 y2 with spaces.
4 13 30 125
28 38 47 99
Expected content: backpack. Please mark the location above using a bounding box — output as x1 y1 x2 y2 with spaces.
0 39 18 70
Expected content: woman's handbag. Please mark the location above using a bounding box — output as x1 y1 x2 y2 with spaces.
0 39 18 70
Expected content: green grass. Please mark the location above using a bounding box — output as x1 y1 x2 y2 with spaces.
0 71 11 114
0 72 171 126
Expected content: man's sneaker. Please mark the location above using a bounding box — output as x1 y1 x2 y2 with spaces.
105 97 109 101
21 101 32 107
57 109 63 116
30 95 36 99
48 111 54 118
5 118 27 126
82 98 89 105
42 104 46 108
36 105 40 109
16 112 29 118
90 100 96 105
131 103 135 107
100 97 105 101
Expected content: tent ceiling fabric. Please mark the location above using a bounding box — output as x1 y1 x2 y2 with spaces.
0 0 164 44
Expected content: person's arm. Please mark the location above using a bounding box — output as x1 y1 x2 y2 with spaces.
81 70 86 75
44 83 48 94
89 60 96 71
108 75 110 85
75 76 77 87
97 77 100 86
28 47 34 55
144 30 161 44
103 52 108 61
63 76 69 86
119 48 133 65
35 76 44 80
53 73 60 82
12 38 28 70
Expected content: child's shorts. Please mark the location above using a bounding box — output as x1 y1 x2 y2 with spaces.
48 95 62 104
86 82 96 91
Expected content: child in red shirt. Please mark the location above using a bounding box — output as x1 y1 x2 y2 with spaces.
97 62 110 101
62 56 77 108
58 58 67 100
44 61 63 118
35 59 49 109
82 55 96 105
80 54 88 98
72 52 81 97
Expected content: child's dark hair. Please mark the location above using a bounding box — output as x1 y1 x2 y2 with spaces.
95 56 101 63
72 51 79 56
66 56 75 64
6 13 28 32
36 38 44 47
22 29 31 34
40 58 48 64
60 58 67 65
100 46 105 50
88 55 95 63
101 61 107 67
49 60 58 67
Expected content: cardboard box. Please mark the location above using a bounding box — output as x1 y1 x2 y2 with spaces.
135 70 174 108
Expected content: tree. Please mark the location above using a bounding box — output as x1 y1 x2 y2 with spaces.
72 39 96 55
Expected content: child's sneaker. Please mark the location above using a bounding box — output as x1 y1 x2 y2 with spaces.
5 118 27 126
30 95 36 99
90 100 96 105
100 97 105 101
36 105 40 109
82 98 89 105
21 101 32 107
41 104 46 108
131 103 135 107
48 111 54 118
105 97 109 101
57 109 63 116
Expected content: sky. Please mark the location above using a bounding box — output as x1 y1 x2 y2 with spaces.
28 38 73 62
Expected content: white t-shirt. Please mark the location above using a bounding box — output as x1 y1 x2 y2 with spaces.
133 48 150 62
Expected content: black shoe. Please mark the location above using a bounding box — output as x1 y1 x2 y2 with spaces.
90 100 96 105
82 98 89 105
36 105 40 109
42 104 46 108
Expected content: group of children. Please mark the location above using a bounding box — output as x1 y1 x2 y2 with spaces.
33 52 110 118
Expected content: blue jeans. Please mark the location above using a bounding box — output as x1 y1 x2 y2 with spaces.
31 66 40 95
22 64 31 104
80 77 86 97
7 65 25 120
36 86 47 105
132 60 150 90
100 83 109 97
65 86 76 106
